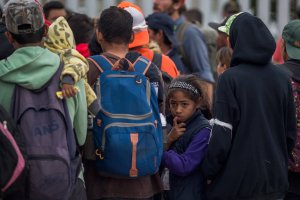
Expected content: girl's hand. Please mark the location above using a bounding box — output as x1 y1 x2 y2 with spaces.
167 117 186 145
61 84 79 98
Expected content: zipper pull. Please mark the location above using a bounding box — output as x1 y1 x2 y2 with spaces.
154 120 158 128
3 121 7 130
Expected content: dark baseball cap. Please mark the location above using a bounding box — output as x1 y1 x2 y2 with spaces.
208 16 230 32
282 19 300 60
4 0 44 34
146 12 177 47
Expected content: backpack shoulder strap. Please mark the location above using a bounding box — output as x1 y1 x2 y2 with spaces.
176 21 190 63
12 62 65 121
176 21 190 43
88 55 114 73
151 53 162 70
133 56 151 75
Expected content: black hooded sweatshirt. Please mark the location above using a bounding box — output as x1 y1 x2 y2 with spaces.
202 12 296 200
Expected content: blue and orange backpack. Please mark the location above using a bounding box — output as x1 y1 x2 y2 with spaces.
88 55 163 177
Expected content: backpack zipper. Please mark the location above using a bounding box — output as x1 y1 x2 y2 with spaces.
106 74 137 78
101 108 152 120
3 120 7 129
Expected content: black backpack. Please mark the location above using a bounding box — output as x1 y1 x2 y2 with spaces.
0 105 28 199
152 53 173 89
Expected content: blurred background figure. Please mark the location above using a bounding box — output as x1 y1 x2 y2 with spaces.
43 0 68 22
184 8 218 76
147 12 185 73
273 5 300 64
221 1 241 18
67 13 94 57
216 46 232 77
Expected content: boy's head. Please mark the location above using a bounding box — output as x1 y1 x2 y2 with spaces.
4 0 46 45
146 12 177 48
282 20 300 61
216 46 232 76
43 1 66 22
96 6 133 47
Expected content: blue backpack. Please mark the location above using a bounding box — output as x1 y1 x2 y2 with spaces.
89 55 163 177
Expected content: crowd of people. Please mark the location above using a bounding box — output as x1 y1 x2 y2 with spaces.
0 0 299 200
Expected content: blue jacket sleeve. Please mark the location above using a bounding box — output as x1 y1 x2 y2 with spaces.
183 25 214 83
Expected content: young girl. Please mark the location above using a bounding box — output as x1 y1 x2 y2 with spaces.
216 46 233 76
162 75 212 200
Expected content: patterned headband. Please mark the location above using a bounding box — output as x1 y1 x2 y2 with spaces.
169 81 199 95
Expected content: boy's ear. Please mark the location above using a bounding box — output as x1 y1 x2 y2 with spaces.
5 31 15 45
96 29 103 44
226 37 231 48
196 97 202 109
158 30 164 39
130 31 134 43
43 25 49 37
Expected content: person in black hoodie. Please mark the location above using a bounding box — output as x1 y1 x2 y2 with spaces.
278 19 300 200
202 12 296 200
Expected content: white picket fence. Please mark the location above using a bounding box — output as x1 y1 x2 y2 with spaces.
60 0 299 38
10 0 293 38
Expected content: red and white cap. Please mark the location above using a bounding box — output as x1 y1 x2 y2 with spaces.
118 1 149 48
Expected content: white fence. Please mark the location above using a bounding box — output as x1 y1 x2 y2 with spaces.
60 0 300 38
1 0 298 38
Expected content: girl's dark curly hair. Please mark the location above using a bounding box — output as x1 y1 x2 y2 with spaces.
166 74 212 119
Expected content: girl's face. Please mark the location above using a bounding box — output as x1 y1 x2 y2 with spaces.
217 62 228 76
169 90 199 123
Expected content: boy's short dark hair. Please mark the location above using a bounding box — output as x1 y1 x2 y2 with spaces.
98 6 133 44
11 26 45 44
43 1 65 19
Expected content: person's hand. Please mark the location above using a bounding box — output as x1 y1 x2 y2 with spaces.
167 117 186 145
96 119 102 127
61 84 79 98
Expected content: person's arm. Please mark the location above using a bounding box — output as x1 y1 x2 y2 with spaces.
286 81 296 155
61 53 89 83
66 79 88 146
163 128 210 176
60 53 89 98
183 26 214 83
201 74 239 179
87 59 101 87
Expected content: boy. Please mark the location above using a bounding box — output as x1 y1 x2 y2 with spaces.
85 6 163 199
1 0 87 199
202 12 296 200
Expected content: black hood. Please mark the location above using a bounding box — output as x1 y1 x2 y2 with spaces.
229 12 276 67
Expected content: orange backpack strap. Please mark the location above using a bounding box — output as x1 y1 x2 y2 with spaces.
88 55 115 73
132 56 151 75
